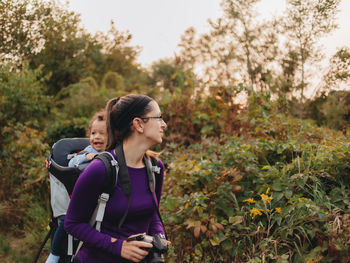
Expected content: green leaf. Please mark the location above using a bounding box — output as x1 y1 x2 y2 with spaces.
285 190 293 199
229 216 244 225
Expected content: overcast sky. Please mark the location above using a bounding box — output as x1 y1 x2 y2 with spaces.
67 0 350 67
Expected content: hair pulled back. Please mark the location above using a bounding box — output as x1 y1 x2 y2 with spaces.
105 94 153 151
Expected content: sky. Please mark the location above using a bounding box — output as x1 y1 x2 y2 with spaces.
67 0 350 67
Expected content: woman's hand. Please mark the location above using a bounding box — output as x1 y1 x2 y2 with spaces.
121 233 153 263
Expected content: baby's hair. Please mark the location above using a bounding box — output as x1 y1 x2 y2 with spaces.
86 109 106 137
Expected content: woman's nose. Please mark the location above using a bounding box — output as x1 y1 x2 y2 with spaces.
161 120 167 129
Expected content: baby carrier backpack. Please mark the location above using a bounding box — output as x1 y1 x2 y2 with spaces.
33 138 162 263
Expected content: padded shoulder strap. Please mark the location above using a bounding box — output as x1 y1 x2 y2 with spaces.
95 152 118 195
150 157 161 194
144 156 155 193
115 144 132 197
114 144 133 228
144 156 161 194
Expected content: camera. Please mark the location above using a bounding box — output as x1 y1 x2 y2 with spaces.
127 233 168 263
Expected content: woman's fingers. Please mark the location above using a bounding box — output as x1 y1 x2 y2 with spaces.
121 240 153 262
128 232 146 239
132 240 153 249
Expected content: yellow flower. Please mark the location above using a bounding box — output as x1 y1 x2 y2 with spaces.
250 207 263 219
266 209 271 212
243 198 255 203
275 207 282 213
260 193 273 204
266 187 270 194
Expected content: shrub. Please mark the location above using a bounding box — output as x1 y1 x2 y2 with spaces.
161 109 350 262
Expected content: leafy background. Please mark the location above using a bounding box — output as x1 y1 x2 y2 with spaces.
0 0 349 262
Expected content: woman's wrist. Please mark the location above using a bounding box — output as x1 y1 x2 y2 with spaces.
110 238 124 256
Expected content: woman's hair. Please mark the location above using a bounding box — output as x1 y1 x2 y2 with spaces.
86 109 106 137
105 94 153 151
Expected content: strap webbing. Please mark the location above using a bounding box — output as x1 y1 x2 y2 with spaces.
67 234 73 256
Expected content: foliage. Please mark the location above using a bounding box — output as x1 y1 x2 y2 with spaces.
0 123 49 222
176 0 344 111
0 0 349 262
323 46 350 89
178 0 280 90
0 61 52 261
161 92 350 263
305 90 350 130
0 0 49 63
94 21 149 92
0 0 97 94
159 72 243 145
0 0 150 96
0 63 50 127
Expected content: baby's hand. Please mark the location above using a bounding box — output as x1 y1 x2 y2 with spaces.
86 153 97 161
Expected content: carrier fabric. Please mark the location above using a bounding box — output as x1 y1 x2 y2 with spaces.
50 174 70 218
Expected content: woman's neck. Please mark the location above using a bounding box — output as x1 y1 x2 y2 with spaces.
122 138 148 168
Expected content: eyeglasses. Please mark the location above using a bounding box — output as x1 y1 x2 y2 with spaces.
141 115 164 122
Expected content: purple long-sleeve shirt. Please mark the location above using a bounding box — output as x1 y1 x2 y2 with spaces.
64 151 165 263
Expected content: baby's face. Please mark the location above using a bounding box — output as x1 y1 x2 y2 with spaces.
89 120 107 152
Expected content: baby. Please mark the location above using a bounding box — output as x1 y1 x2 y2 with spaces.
68 110 107 167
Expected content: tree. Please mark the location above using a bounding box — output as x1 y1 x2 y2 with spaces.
0 0 104 94
0 0 45 64
0 0 148 96
178 0 280 96
283 0 340 99
323 46 350 89
91 21 153 95
321 90 350 129
149 57 197 97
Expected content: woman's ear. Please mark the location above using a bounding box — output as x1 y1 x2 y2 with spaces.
132 118 144 133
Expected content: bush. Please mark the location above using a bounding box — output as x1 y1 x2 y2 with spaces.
160 84 242 145
161 101 350 262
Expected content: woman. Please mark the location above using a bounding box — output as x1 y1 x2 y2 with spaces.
64 94 168 263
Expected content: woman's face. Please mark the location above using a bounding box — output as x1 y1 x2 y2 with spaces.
142 101 167 145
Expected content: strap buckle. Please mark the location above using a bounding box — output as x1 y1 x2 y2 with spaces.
99 193 110 202
152 166 161 174
111 159 118 167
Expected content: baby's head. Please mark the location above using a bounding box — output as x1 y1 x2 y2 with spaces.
87 109 107 152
